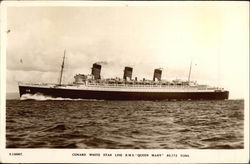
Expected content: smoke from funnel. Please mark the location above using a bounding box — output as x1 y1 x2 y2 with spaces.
95 61 108 65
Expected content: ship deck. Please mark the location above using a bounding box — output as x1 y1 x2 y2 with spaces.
18 82 224 93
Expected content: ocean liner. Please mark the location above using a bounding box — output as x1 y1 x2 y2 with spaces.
18 51 229 100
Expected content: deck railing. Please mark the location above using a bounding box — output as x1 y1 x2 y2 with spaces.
19 82 222 91
86 83 219 90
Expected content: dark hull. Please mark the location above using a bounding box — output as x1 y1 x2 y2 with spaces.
19 85 229 100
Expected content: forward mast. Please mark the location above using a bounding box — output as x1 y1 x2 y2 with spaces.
58 49 66 85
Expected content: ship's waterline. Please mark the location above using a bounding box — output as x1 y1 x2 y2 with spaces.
19 85 229 100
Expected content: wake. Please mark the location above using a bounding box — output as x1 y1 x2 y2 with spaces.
20 93 103 101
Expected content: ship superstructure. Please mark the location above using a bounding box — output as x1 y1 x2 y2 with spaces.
18 52 229 100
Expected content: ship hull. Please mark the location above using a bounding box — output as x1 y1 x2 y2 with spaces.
19 85 229 100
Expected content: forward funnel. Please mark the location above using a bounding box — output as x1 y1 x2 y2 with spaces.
91 63 102 80
123 67 133 80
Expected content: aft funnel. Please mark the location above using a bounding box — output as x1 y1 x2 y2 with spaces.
153 69 162 81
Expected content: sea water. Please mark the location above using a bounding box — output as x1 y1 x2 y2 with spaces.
6 95 244 149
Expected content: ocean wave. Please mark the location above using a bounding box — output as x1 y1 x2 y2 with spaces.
6 99 244 149
20 93 103 101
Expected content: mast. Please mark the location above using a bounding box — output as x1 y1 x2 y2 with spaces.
188 60 192 83
59 49 66 85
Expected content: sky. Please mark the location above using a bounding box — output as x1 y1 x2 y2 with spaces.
4 2 249 99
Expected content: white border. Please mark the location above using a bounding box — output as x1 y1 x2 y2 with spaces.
0 1 249 163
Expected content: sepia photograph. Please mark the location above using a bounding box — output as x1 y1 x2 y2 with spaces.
1 1 249 163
